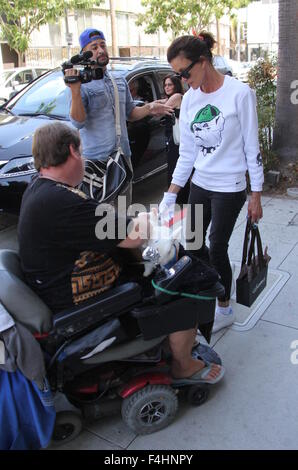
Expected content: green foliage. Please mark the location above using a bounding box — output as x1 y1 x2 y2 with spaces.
248 57 279 172
0 1 102 59
136 0 252 37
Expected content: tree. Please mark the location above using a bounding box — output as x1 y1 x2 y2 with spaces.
136 0 251 38
273 0 298 162
0 1 102 66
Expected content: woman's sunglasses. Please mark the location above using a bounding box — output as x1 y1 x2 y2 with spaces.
175 60 200 80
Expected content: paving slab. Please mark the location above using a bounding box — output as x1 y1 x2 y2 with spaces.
260 197 298 226
262 244 298 329
50 429 123 450
85 415 137 449
128 321 298 450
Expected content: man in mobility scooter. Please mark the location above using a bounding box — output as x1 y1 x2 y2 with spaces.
1 122 224 444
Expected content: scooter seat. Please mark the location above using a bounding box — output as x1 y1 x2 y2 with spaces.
0 249 142 337
81 334 166 365
53 283 142 338
0 249 52 333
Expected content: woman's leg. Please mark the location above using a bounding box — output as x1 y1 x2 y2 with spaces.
209 190 246 303
186 183 212 261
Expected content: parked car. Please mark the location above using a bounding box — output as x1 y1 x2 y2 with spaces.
0 67 49 103
228 60 255 83
0 59 173 212
212 55 233 76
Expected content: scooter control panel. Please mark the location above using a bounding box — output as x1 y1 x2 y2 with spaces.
154 255 192 297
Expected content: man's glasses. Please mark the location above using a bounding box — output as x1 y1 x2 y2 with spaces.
175 60 200 80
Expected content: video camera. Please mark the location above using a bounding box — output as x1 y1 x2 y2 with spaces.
62 51 104 84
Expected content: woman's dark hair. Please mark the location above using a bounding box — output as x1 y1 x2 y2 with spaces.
163 74 184 97
33 122 81 171
167 31 216 64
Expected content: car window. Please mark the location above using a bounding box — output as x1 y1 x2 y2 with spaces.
13 73 23 83
156 70 189 97
10 70 70 118
35 69 48 77
0 71 14 85
128 73 156 102
156 71 172 97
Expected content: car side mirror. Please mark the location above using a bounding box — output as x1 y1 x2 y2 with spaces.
11 80 20 88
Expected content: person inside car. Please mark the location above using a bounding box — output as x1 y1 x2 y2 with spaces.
65 28 173 204
129 79 144 101
18 122 224 385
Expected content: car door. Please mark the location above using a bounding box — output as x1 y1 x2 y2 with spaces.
127 70 169 183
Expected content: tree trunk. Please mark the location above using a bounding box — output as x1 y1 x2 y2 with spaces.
273 0 298 162
109 0 118 57
17 50 25 67
216 18 221 55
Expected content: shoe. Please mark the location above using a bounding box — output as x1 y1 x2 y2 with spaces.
212 308 236 334
172 362 225 386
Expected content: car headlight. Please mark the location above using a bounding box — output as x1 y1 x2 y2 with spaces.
0 156 36 178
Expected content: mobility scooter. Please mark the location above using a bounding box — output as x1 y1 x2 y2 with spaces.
0 246 224 445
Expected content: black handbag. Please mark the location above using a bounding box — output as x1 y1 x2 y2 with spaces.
82 73 132 203
236 218 271 307
82 150 132 203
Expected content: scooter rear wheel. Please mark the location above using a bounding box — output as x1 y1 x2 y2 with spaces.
51 411 83 446
121 384 178 435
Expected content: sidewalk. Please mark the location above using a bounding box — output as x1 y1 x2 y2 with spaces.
1 194 298 450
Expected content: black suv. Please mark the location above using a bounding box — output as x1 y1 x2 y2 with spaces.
0 58 172 212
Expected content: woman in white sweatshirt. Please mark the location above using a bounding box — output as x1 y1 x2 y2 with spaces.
160 32 264 333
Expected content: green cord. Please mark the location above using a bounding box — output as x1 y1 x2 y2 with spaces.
151 279 215 301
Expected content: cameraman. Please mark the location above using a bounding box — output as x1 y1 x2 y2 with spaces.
65 28 173 203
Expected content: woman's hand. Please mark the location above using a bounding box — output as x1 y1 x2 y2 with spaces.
247 192 263 223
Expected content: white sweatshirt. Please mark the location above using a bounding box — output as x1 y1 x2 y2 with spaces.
172 75 264 192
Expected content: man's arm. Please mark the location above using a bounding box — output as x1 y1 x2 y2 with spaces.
118 212 151 249
65 69 86 123
128 101 174 122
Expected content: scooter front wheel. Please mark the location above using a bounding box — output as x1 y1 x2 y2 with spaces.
187 384 209 406
121 384 178 435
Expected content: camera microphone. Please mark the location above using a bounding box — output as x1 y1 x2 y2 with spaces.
70 50 93 64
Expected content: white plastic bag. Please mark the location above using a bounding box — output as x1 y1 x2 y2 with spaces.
172 117 180 145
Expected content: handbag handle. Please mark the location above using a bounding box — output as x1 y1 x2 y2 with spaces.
247 224 265 268
240 218 253 267
108 73 122 150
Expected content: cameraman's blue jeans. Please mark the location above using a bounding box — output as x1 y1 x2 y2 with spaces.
187 183 246 302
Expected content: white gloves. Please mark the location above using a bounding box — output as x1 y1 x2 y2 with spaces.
159 192 177 221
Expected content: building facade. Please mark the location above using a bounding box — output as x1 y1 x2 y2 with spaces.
1 0 231 69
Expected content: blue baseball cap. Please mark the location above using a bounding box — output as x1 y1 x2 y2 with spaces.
79 28 106 51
